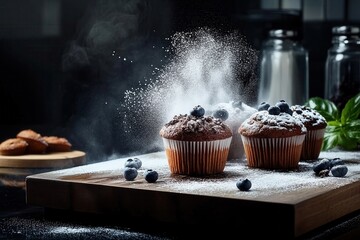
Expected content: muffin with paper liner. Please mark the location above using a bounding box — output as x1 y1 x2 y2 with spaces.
239 103 307 170
291 105 327 161
159 105 232 176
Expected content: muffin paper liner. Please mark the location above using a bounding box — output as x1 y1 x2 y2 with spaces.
162 137 232 176
241 135 305 170
301 128 326 161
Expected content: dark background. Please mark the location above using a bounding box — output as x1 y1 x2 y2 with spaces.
0 0 359 163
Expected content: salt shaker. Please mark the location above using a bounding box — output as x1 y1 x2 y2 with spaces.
325 25 360 110
258 29 309 106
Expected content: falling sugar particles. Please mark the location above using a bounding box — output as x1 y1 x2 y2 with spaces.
119 27 258 151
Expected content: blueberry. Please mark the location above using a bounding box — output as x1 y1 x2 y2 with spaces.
275 101 293 115
329 158 344 168
258 102 270 111
144 169 159 183
124 167 138 181
213 108 229 121
331 165 348 177
236 179 252 191
190 105 205 117
313 158 331 175
133 158 142 168
124 158 142 169
268 106 281 115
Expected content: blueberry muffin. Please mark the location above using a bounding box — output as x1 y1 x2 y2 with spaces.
239 101 307 170
160 105 232 176
291 105 327 160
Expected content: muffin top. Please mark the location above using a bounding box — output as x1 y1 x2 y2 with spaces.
239 111 307 138
43 136 72 147
160 106 232 141
0 138 28 151
290 105 327 130
17 129 43 141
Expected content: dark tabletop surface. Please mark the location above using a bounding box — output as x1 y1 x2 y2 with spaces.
1 167 360 240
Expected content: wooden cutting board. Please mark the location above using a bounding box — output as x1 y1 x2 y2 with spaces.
0 150 86 168
25 150 360 238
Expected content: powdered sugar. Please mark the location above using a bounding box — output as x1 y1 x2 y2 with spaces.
291 105 327 128
119 28 258 153
161 114 229 134
240 110 307 137
207 100 257 126
45 150 360 201
154 158 358 200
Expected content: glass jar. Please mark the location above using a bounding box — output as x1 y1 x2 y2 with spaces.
325 26 360 110
258 29 309 106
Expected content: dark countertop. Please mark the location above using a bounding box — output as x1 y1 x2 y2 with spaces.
1 167 360 240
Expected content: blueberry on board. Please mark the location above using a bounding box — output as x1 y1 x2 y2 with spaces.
213 108 229 121
313 158 331 175
236 179 252 191
275 101 293 115
124 158 142 169
331 165 348 177
190 105 205 117
268 106 281 115
329 158 344 168
258 102 270 111
124 167 138 181
144 169 159 183
133 158 142 169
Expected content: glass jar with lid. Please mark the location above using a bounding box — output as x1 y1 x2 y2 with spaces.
325 25 360 110
258 29 309 106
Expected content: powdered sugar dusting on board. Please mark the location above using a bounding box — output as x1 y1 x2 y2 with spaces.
45 150 360 200
154 160 358 199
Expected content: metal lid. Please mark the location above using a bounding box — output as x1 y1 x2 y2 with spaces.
331 26 360 44
269 29 297 38
332 26 360 35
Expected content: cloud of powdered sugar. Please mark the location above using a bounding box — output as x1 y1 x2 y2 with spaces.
120 27 258 154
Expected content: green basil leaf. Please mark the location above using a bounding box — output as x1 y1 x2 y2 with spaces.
342 121 360 142
338 132 358 150
326 120 341 127
325 124 342 134
348 119 360 126
305 97 339 121
346 131 360 141
322 132 338 150
341 92 360 124
306 93 360 151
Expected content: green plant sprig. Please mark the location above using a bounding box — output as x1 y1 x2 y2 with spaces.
304 92 360 151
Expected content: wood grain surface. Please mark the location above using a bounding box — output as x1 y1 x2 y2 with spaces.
25 150 360 238
0 150 86 168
